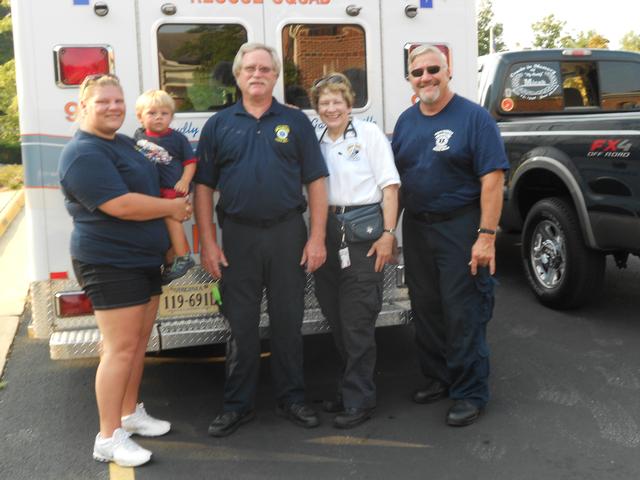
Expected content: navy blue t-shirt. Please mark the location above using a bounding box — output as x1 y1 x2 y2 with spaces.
58 130 170 268
134 128 196 190
392 94 509 214
194 99 328 220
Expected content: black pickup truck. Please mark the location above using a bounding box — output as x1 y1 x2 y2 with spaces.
478 49 640 308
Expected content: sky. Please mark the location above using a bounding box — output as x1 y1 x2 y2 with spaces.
484 0 640 49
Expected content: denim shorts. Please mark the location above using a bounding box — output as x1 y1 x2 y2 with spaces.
72 259 162 310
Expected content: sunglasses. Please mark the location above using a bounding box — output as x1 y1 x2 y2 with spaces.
80 73 120 93
312 74 345 88
409 65 442 78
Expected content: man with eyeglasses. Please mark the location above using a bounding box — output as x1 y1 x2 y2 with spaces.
392 44 509 426
194 43 329 436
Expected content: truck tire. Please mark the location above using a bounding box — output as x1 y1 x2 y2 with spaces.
521 197 605 309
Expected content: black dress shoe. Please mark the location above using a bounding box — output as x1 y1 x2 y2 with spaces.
333 407 375 429
208 410 256 437
446 400 481 426
412 382 448 404
322 397 344 413
276 403 320 428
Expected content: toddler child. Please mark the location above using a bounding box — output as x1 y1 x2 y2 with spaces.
135 89 196 284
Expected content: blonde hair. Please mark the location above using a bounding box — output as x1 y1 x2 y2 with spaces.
310 72 355 110
78 73 122 103
135 89 176 116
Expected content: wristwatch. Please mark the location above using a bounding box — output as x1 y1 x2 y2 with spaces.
383 228 396 236
477 227 496 235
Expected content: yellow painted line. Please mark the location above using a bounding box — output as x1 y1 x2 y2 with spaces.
0 190 24 238
307 435 431 448
138 440 346 464
109 463 135 480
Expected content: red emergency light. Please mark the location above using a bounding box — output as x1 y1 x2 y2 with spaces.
54 46 114 87
55 291 94 317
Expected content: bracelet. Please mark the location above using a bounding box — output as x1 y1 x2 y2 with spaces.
477 227 496 235
383 228 396 235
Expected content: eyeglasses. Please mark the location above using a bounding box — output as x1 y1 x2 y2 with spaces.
409 65 442 78
242 65 274 75
312 74 345 88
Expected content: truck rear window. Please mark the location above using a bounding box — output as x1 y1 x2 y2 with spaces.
599 61 640 111
500 59 640 114
157 24 247 113
281 24 367 109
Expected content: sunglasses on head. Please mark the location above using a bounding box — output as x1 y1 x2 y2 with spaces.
83 73 119 83
80 73 119 92
409 65 442 78
312 74 345 88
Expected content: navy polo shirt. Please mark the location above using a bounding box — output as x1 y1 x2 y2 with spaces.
134 128 196 190
58 130 170 268
194 99 328 220
392 94 509 214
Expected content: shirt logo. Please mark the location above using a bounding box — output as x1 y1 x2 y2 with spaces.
136 139 172 165
433 129 453 152
274 125 290 143
346 143 362 161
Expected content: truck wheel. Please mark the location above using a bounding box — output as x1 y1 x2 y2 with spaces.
521 197 605 309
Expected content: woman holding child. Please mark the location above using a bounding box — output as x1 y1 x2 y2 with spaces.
58 74 191 467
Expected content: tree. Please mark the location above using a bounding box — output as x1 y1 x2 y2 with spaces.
0 0 12 64
563 30 609 49
621 31 640 52
0 0 18 144
476 0 505 55
532 14 566 49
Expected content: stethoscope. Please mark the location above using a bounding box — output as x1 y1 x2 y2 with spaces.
318 119 358 143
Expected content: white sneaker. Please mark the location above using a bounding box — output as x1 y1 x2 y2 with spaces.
93 428 152 467
121 403 171 437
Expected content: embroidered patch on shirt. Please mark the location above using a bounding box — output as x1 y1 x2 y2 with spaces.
346 143 362 161
274 125 290 143
433 129 453 152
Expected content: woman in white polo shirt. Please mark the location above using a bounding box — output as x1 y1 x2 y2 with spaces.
310 73 400 429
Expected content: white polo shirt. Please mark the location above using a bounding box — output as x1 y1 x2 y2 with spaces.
318 118 400 206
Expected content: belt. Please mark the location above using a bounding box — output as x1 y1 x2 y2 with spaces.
410 203 478 225
329 203 379 214
224 205 304 228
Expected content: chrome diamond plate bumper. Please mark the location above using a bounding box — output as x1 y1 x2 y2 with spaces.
35 265 411 360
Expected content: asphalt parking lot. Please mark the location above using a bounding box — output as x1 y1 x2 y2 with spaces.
1 232 640 480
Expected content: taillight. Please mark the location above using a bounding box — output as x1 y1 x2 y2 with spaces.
50 271 69 280
562 48 592 57
54 45 114 87
55 291 94 317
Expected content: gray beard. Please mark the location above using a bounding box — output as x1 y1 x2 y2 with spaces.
419 87 441 105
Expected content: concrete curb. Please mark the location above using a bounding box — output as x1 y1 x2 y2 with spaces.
0 189 25 239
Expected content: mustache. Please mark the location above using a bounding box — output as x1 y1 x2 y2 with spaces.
417 79 440 88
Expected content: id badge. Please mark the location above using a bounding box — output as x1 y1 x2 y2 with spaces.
339 246 351 269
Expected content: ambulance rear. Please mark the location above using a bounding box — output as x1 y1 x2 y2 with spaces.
10 0 478 359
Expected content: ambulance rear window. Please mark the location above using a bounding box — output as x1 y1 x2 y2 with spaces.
281 24 367 109
157 24 247 113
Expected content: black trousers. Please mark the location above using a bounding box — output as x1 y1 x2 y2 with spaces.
402 208 494 408
314 214 383 409
220 214 307 413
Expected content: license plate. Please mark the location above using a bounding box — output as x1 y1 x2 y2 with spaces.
159 283 219 318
